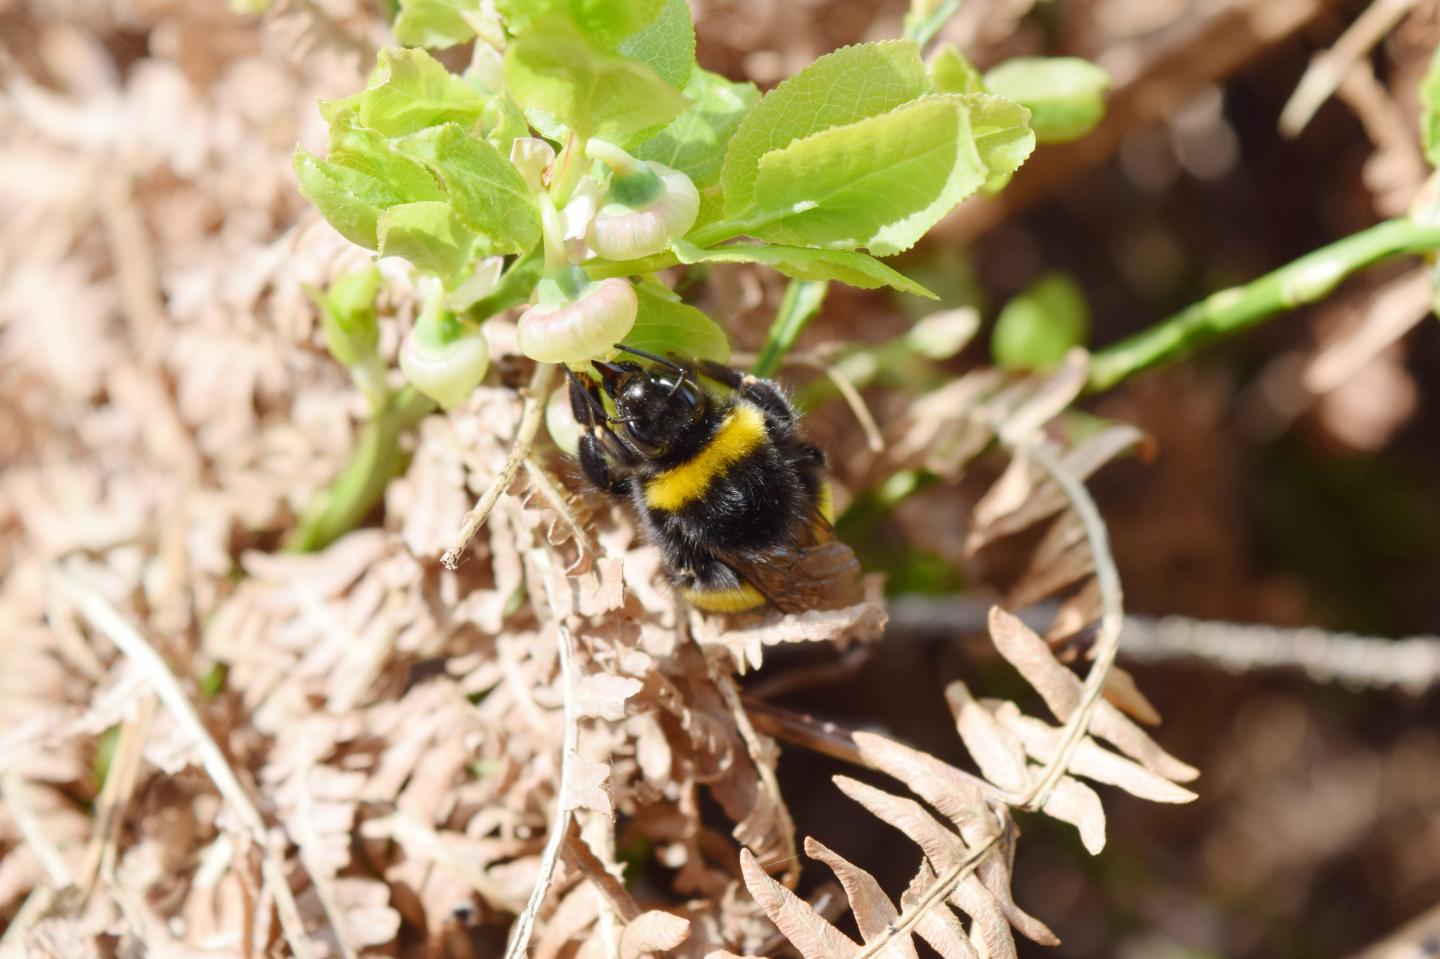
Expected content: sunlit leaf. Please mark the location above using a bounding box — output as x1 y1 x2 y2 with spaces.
505 20 687 136
497 0 666 49
930 43 984 94
320 48 486 137
747 95 987 256
376 200 473 278
984 57 1110 144
392 0 479 48
671 238 935 298
957 92 1034 192
616 0 694 89
625 280 731 363
722 40 930 216
395 123 540 254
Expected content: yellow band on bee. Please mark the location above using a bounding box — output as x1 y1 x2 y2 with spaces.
817 481 835 524
644 405 766 511
683 582 767 612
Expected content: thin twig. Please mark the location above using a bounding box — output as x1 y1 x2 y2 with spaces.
443 362 558 569
502 622 579 959
297 763 359 959
77 693 157 898
1278 0 1421 136
885 595 1440 693
1012 441 1124 811
710 662 800 887
53 570 317 959
787 356 885 453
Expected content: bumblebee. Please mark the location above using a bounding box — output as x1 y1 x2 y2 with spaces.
567 345 864 614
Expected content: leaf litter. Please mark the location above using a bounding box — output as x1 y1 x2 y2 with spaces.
0 2 1196 957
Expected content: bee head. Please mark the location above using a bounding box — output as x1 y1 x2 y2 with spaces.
592 359 707 458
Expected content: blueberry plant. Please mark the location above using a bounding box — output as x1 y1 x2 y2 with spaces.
288 0 1116 550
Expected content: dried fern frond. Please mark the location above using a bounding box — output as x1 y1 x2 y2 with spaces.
736 354 1197 959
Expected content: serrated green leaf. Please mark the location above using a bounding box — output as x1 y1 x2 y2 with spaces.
671 238 935 298
395 123 540 254
637 67 758 188
328 113 448 202
984 57 1110 144
992 272 1090 370
320 48 485 137
722 41 930 217
626 280 731 363
1422 45 1440 167
498 0 667 48
295 147 420 249
505 20 687 136
377 201 473 278
956 92 1034 191
616 0 694 89
930 43 984 94
393 0 477 48
746 95 986 256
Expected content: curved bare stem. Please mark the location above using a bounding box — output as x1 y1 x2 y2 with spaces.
442 361 558 569
502 622 579 959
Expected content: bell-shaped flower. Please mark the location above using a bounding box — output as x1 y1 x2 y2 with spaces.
399 278 492 409
517 272 637 365
584 140 699 261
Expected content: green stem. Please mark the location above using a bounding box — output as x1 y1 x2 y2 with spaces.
284 386 437 553
1087 217 1440 393
582 250 679 279
752 279 828 378
902 0 961 46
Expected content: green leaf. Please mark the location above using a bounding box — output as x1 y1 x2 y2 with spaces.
320 48 485 138
616 0 694 89
956 92 1034 191
393 0 477 48
626 280 731 363
395 123 540 254
328 112 448 202
747 95 986 256
377 201 473 278
294 148 387 249
991 272 1090 370
983 57 1110 144
930 43 983 94
313 267 382 366
637 67 758 188
671 238 935 298
1422 44 1440 167
722 40 930 216
505 20 688 136
498 0 666 49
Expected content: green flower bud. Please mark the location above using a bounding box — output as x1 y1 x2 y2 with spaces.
311 267 381 368
400 280 491 409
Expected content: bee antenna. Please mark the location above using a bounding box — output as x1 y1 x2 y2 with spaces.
614 343 685 373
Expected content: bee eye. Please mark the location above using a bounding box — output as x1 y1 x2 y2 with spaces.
624 422 666 457
672 377 707 424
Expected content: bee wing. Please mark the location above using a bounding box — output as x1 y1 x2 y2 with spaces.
718 515 865 614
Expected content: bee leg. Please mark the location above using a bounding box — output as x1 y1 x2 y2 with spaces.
695 359 799 428
567 369 637 494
